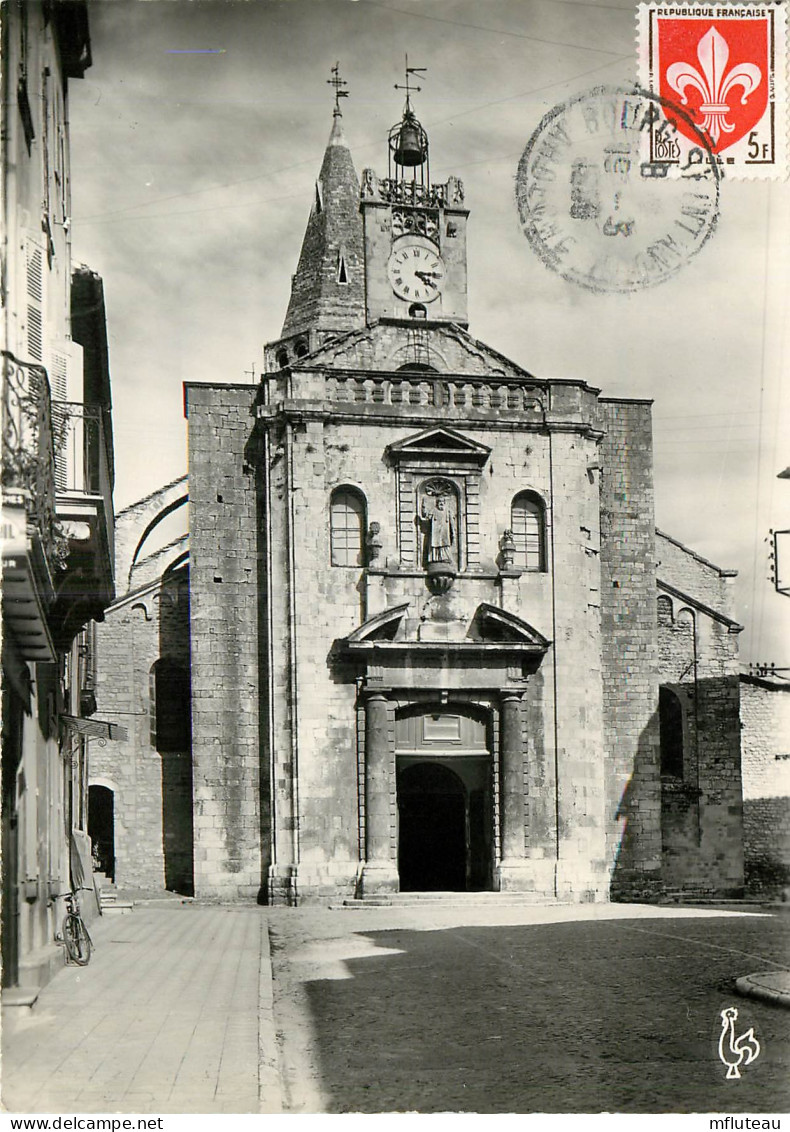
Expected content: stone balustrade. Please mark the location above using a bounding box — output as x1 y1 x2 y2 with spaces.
324 373 545 414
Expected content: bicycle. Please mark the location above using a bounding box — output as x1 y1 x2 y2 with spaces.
57 891 93 966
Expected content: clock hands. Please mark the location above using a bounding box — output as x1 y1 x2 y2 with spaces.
388 246 445 302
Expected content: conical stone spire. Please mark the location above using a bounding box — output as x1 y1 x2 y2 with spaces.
281 110 366 339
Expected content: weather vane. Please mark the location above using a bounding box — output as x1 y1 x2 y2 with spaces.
394 54 427 113
327 62 349 114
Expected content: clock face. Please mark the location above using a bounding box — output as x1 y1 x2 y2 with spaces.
387 244 446 303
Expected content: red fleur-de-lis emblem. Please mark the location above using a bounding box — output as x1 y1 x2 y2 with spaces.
666 26 762 145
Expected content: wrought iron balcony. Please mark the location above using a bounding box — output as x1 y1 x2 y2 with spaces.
1 352 116 659
1 353 64 660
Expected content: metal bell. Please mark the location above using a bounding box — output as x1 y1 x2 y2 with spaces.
393 112 426 167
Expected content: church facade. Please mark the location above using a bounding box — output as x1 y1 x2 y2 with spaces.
180 99 744 905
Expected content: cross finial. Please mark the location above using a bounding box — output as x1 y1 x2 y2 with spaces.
328 61 349 116
394 53 427 113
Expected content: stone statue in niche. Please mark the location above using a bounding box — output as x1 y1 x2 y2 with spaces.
419 478 458 569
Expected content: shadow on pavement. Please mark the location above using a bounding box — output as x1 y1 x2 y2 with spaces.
295 915 790 1114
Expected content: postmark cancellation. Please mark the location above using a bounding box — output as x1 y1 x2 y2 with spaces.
515 87 721 293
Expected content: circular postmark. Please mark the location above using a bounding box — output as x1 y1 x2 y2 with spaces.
515 86 721 293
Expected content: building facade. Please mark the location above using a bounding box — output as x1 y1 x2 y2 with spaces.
656 532 744 893
739 673 790 896
176 99 746 905
91 478 192 894
2 2 116 991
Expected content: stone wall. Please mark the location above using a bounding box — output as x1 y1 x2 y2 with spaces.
113 476 188 593
92 566 192 892
656 529 737 610
183 328 745 906
740 675 790 895
186 384 265 900
247 361 637 902
597 398 662 900
656 534 743 896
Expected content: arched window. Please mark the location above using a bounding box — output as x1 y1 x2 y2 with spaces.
659 686 684 778
276 349 289 370
294 339 309 359
657 595 674 627
510 492 546 571
151 660 191 753
330 487 366 567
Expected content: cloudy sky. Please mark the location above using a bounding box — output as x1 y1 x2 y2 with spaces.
69 0 789 664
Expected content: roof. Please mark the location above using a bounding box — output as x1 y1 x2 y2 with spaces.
281 111 366 339
286 318 536 380
656 528 738 578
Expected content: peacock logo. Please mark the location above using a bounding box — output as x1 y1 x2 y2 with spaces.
718 1006 761 1080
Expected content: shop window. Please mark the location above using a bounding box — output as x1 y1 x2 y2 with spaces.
511 492 546 571
330 487 366 567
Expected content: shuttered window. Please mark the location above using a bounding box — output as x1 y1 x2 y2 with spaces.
25 239 45 362
330 488 366 567
50 347 69 491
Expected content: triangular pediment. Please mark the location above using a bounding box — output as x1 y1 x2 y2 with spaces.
387 427 491 467
290 320 533 380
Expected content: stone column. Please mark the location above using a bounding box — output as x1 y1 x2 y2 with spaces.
360 693 398 896
500 693 525 861
497 692 535 892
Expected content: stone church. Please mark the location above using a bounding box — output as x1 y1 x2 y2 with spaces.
96 92 745 905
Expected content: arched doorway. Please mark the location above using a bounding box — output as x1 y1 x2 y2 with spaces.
88 784 115 881
395 705 493 892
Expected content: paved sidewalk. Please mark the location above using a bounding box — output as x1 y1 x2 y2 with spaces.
737 969 790 1009
1 903 281 1115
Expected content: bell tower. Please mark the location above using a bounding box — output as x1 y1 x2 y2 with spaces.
360 60 469 328
274 64 366 362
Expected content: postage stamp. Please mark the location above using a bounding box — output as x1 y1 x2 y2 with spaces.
637 2 788 179
515 86 720 293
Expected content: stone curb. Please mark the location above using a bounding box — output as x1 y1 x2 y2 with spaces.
258 912 284 1113
735 971 790 1010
